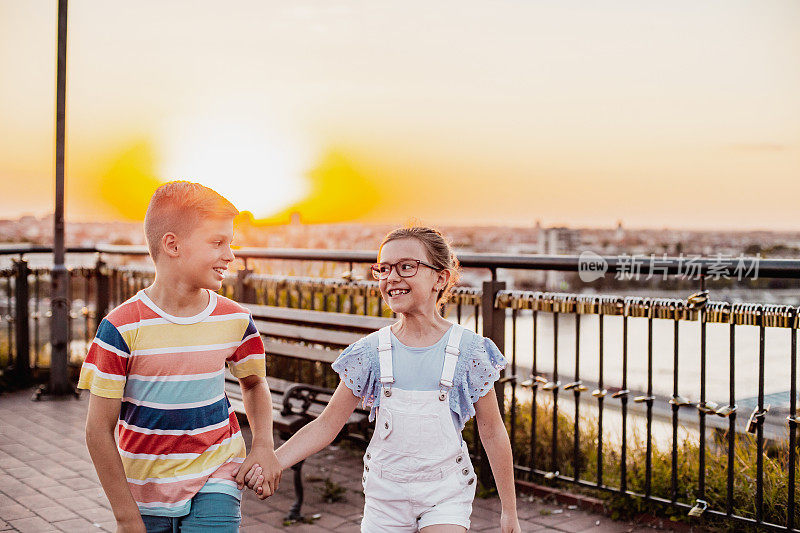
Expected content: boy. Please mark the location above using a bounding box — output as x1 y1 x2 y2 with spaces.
79 181 281 532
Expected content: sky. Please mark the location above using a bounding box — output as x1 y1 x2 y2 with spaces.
1 0 799 230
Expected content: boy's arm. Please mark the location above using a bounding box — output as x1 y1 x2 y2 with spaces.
85 394 146 533
474 393 522 532
234 375 281 496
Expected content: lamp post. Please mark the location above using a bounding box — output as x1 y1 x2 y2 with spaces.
40 0 74 398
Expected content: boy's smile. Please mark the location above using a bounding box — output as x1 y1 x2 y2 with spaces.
178 217 236 291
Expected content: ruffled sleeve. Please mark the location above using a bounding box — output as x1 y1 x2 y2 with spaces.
331 337 381 421
449 336 508 430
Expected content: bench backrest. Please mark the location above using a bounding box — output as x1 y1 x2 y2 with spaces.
243 304 395 364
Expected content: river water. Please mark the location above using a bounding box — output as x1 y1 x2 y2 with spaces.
456 310 795 407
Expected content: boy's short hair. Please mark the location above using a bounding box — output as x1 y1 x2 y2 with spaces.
144 181 239 259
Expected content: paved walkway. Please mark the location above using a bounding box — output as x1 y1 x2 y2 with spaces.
0 389 687 532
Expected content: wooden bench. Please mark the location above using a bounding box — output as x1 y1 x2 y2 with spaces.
225 304 394 521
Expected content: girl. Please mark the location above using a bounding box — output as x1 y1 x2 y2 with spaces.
242 226 521 532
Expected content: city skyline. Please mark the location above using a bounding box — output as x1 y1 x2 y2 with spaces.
1 1 798 231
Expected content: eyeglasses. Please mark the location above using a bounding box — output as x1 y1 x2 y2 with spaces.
370 259 442 280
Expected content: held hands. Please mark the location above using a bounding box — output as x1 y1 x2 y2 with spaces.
242 462 268 497
234 444 282 500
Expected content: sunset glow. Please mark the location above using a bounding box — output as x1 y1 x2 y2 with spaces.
1 1 798 230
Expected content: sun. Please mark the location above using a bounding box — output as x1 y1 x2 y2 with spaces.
158 114 312 218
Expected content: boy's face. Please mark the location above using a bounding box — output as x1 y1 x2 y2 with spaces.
175 217 236 291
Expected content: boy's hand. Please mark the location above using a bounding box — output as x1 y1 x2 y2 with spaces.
235 445 281 499
115 515 146 533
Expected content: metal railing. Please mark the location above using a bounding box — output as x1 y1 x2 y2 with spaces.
2 245 799 530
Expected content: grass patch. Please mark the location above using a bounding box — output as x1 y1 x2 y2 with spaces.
492 397 799 531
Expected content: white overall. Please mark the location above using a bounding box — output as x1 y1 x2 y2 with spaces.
360 325 477 532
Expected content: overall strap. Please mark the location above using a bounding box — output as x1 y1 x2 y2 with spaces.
439 324 464 389
377 327 394 394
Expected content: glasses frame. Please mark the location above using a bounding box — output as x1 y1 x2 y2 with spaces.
370 259 442 280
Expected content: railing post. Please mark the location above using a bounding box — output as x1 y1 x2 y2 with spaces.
95 258 109 325
236 268 255 304
479 279 506 488
482 279 506 413
13 259 31 387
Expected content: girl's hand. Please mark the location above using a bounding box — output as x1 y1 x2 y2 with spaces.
500 509 522 533
243 463 266 495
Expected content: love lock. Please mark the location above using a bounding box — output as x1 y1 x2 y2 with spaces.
542 381 560 391
715 404 737 418
521 375 548 388
669 395 693 407
564 381 587 392
687 290 709 310
543 471 559 480
747 404 770 434
634 395 655 404
697 401 720 415
688 499 708 517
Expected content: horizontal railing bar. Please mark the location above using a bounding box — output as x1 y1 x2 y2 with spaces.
1 245 795 279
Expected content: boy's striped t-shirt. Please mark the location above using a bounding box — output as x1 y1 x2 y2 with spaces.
77 289 265 517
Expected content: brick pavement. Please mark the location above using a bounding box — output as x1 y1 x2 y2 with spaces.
0 389 693 532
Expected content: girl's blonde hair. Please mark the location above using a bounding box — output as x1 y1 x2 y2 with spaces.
378 226 461 305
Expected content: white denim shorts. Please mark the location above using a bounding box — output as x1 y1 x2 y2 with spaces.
360 458 476 532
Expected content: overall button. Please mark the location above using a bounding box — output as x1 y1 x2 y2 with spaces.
363 475 367 482
467 478 475 485
384 389 392 397
462 468 469 476
366 452 371 460
384 422 389 429
456 456 463 464
365 465 369 472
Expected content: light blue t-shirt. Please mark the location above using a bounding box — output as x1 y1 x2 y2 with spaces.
332 323 508 434
389 326 453 391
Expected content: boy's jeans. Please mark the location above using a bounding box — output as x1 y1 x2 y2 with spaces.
141 492 241 533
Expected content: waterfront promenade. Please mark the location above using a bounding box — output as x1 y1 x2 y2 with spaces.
0 389 694 533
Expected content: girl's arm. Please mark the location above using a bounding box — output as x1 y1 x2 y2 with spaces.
276 381 361 469
475 391 521 533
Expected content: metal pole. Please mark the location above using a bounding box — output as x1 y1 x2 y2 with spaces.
13 259 31 387
480 279 506 487
47 0 72 397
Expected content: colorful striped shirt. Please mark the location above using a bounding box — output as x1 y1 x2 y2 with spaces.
77 289 266 517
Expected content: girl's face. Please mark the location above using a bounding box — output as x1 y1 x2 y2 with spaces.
377 238 448 316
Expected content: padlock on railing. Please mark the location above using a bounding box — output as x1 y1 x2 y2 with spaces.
697 401 720 415
669 395 693 407
520 375 548 389
542 380 560 391
746 404 770 434
687 290 709 310
715 404 737 418
564 381 587 393
688 499 708 517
